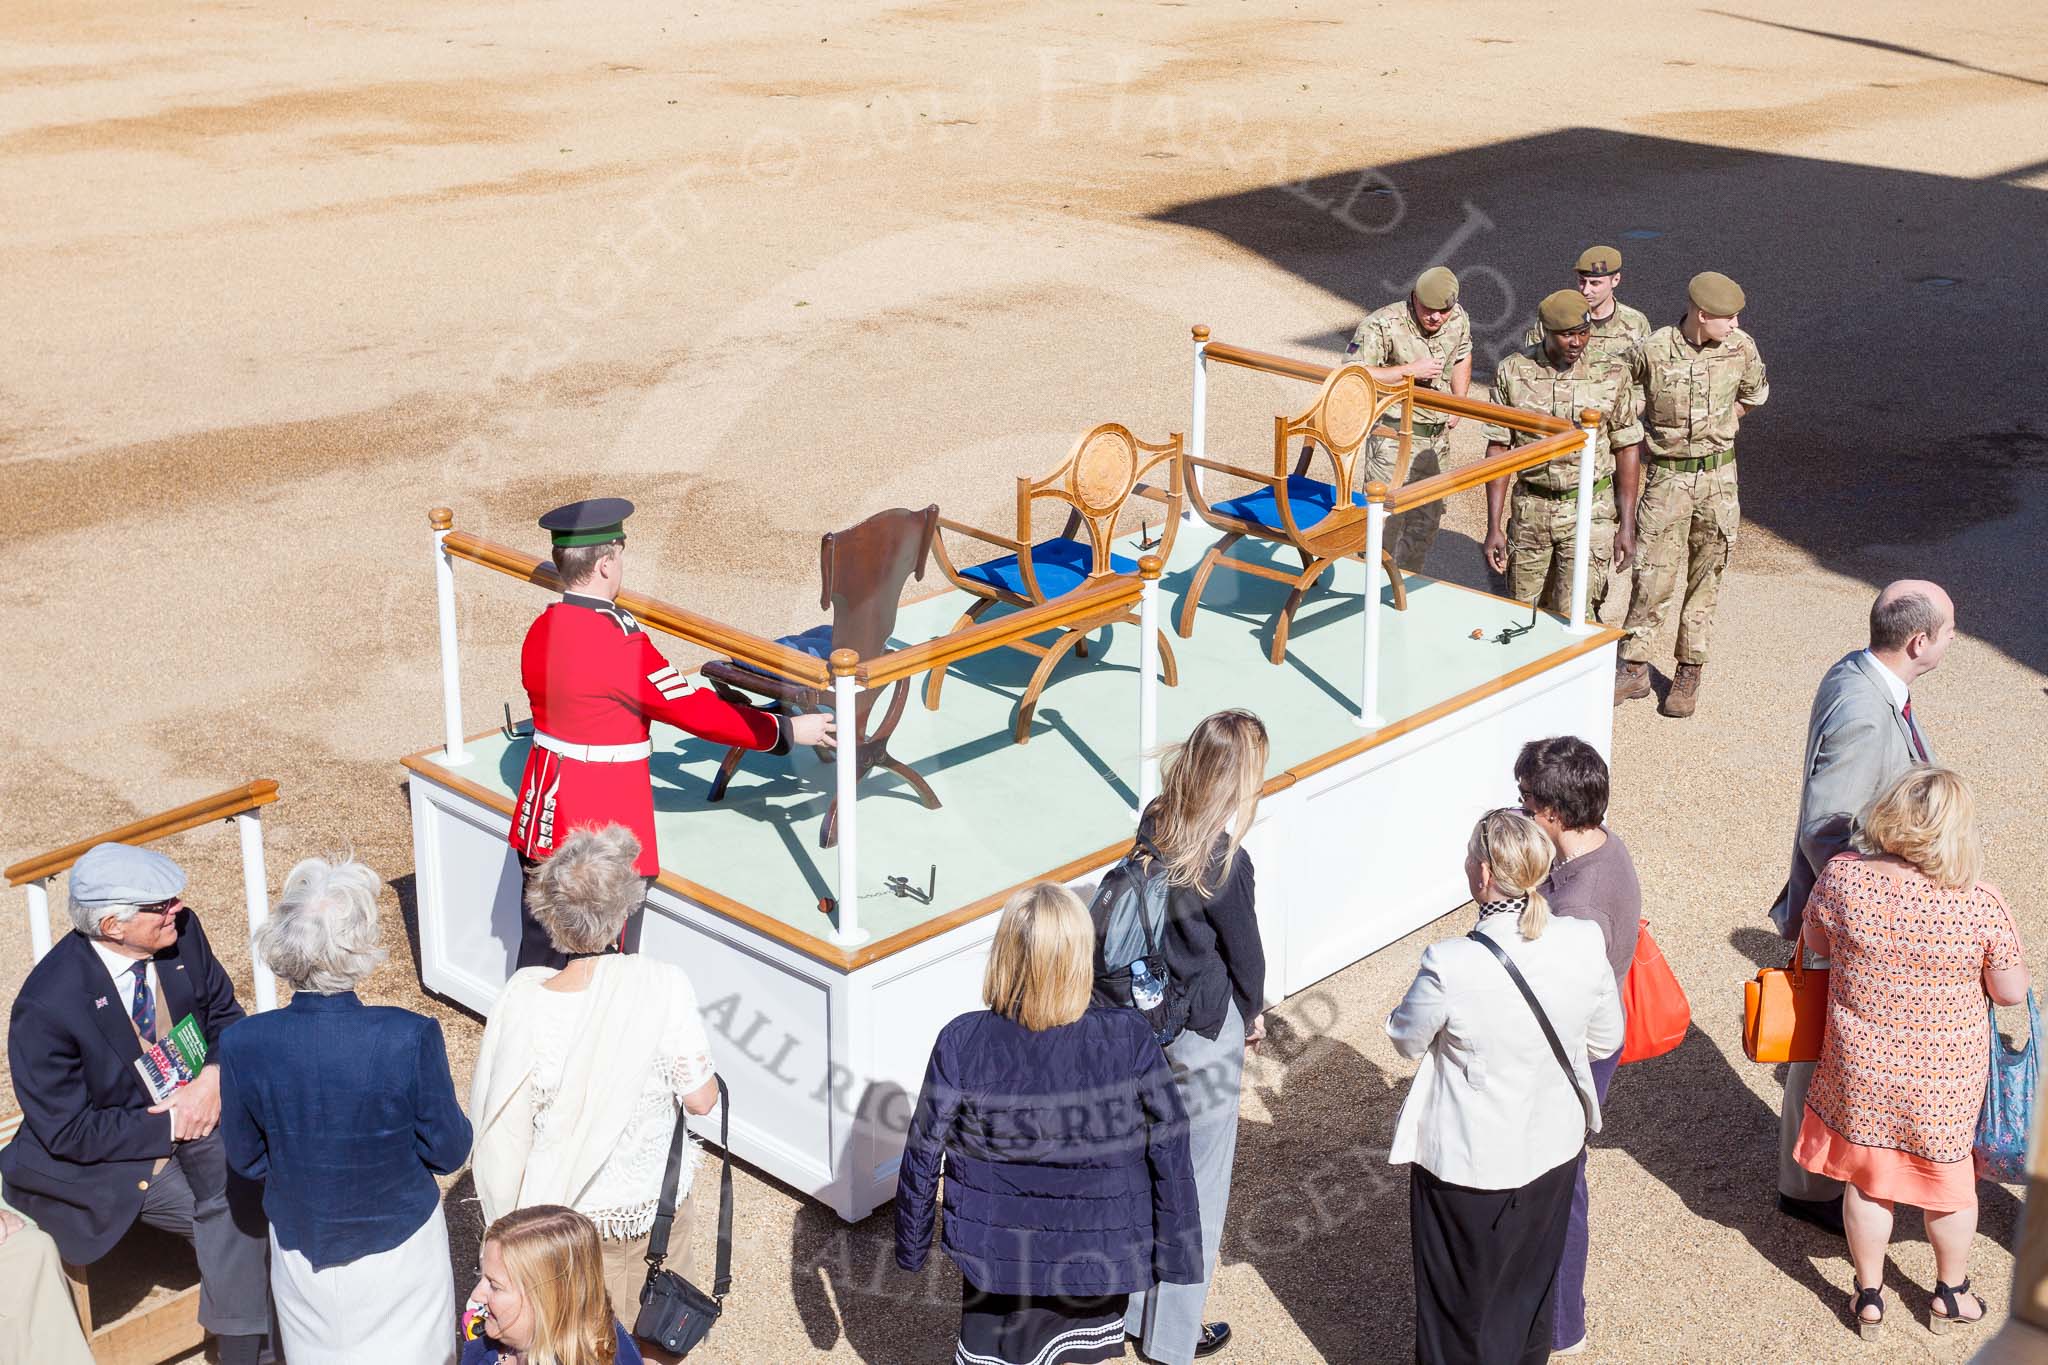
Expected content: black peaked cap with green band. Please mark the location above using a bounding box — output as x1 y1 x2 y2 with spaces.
540 497 635 547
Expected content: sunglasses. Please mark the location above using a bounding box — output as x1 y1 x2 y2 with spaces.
136 897 182 916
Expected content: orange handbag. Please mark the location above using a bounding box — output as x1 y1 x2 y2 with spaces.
1619 919 1690 1063
1743 941 1830 1063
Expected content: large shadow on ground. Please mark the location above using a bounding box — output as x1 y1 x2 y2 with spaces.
1154 126 2048 673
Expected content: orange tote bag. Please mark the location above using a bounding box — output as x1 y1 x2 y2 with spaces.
1619 918 1690 1063
1742 941 1829 1064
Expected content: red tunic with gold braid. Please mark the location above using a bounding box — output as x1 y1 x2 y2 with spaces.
509 593 787 877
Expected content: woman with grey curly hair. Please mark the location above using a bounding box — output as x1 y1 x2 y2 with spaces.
471 825 721 1358
217 854 472 1365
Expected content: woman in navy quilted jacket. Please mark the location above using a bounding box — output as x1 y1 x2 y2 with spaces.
895 882 1202 1364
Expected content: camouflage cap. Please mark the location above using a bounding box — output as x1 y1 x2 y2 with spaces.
1575 245 1623 275
1538 289 1592 332
1413 266 1459 310
1688 270 1746 315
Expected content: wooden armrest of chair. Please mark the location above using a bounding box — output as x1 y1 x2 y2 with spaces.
932 517 1028 591
1184 453 1277 482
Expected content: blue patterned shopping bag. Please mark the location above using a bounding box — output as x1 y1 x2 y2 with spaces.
1976 990 2040 1184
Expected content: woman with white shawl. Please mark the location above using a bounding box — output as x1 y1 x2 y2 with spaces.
470 825 720 1362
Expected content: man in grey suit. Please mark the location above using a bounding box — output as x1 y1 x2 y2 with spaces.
1771 579 1954 1233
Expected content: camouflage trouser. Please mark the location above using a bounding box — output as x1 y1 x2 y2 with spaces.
1507 485 1618 617
1365 429 1447 574
1621 461 1739 665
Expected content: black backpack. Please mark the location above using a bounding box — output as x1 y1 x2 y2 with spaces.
1089 836 1191 1047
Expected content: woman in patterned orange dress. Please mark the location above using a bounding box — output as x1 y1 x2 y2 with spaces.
1794 766 2029 1339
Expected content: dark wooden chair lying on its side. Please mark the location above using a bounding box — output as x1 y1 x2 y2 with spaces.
702 505 940 848
924 422 1183 743
1179 362 1410 664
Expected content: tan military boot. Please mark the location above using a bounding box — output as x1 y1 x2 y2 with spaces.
1614 660 1651 705
1661 662 1703 717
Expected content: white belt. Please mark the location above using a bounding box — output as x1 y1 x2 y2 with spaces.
532 730 652 763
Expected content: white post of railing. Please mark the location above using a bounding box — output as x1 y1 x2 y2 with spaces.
829 650 869 947
25 879 52 962
1135 557 1164 816
429 508 471 766
235 809 278 1012
1356 483 1390 728
1187 325 1210 520
1565 409 1601 635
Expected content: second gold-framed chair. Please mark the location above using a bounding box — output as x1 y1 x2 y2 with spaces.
925 422 1184 744
1179 362 1412 664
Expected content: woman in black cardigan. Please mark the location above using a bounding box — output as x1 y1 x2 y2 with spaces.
896 882 1202 1364
1126 708 1269 1365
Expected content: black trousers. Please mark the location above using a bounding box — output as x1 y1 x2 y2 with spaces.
514 856 653 969
1409 1152 1579 1365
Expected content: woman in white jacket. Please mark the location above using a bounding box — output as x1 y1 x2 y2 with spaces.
1386 808 1623 1365
470 825 720 1363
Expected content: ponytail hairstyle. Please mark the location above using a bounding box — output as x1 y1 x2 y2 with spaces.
1468 807 1556 940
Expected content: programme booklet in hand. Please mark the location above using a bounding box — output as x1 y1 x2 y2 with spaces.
133 1013 208 1105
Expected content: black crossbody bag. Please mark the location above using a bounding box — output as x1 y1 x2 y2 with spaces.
633 1075 732 1356
1465 930 1595 1130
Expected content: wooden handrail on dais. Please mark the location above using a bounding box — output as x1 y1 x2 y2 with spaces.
1196 330 1597 518
4 780 279 888
433 513 1153 693
438 526 833 687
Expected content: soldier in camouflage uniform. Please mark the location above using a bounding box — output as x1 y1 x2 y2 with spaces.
1342 265 1472 572
1482 290 1644 616
1616 271 1770 717
1521 244 1652 370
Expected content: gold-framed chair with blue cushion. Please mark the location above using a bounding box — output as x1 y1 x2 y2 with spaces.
924 422 1183 744
1178 362 1410 663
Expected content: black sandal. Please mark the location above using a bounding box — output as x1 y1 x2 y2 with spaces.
1929 1277 1985 1334
1851 1284 1884 1341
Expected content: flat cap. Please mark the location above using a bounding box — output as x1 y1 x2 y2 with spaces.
1538 290 1592 332
70 842 186 909
1688 270 1746 315
1413 266 1459 310
539 497 635 548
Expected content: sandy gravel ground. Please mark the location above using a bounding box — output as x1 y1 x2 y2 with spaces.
5 1 2048 1360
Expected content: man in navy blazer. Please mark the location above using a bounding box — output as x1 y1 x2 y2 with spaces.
1769 580 1952 1236
1 843 271 1364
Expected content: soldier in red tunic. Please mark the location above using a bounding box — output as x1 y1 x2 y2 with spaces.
509 498 835 966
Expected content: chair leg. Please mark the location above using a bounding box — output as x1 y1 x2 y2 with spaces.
1269 557 1337 665
879 755 943 810
1013 628 1087 744
1155 628 1180 687
1381 550 1410 611
62 1261 90 1334
820 794 839 849
1176 534 1239 639
706 746 746 803
923 602 992 710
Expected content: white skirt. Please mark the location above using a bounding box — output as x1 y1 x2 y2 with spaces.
270 1201 458 1365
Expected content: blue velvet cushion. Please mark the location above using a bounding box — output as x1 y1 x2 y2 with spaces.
958 536 1135 600
732 623 831 679
1211 475 1362 531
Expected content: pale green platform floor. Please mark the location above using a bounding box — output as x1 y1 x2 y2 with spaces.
429 528 1588 948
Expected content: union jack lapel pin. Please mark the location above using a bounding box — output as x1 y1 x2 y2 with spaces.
95 996 108 1009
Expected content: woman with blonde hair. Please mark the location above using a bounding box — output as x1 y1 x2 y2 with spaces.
1124 708 1269 1364
1387 808 1622 1364
1794 765 2028 1339
471 826 719 1362
896 883 1202 1365
462 1205 641 1365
